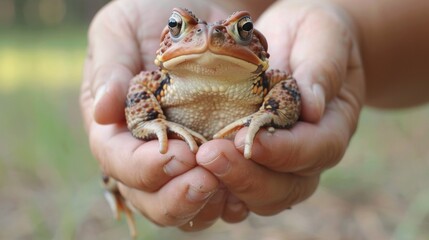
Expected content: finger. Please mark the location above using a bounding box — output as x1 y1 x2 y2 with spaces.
291 8 353 122
258 2 355 122
197 140 319 215
179 188 227 232
221 193 249 223
90 123 197 192
85 1 142 124
90 66 134 124
234 95 358 175
118 167 219 227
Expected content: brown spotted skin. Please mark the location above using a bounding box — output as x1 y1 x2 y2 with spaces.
213 69 300 158
264 69 301 127
125 71 206 154
125 71 165 128
125 8 301 158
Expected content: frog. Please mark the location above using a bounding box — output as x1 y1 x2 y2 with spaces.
125 8 301 159
105 8 301 237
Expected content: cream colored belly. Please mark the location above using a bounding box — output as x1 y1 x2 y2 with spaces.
161 73 264 139
164 99 260 139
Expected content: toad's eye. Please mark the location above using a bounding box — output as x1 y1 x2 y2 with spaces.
168 13 183 37
237 16 253 40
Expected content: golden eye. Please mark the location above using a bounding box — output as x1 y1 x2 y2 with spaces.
237 16 253 40
168 13 183 37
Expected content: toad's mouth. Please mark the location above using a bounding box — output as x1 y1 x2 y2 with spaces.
160 52 265 76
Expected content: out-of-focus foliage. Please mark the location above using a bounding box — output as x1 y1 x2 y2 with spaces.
0 28 87 91
0 0 108 27
0 0 108 91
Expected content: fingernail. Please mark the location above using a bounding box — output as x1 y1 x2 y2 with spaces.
226 194 241 212
187 186 216 203
94 83 107 108
163 158 182 176
226 195 247 214
199 153 230 176
163 157 192 177
227 202 246 213
312 84 326 118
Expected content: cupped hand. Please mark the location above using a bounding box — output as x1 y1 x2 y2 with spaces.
80 0 365 232
80 0 236 230
197 0 365 218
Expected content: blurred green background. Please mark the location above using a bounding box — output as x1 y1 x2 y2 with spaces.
0 1 428 239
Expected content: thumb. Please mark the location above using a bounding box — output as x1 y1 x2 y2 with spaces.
84 1 142 125
259 1 354 122
91 65 134 124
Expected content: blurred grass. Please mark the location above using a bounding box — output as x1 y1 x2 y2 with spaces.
0 27 138 239
0 27 86 91
0 27 429 240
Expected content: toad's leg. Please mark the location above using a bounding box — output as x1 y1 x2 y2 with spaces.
126 71 207 153
102 175 137 238
214 70 301 159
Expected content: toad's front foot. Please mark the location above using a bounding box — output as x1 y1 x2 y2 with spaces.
130 119 207 153
214 78 301 159
213 112 283 159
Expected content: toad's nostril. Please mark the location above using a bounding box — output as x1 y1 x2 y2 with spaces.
210 27 225 46
211 26 224 36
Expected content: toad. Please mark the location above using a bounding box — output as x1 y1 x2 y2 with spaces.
125 8 301 159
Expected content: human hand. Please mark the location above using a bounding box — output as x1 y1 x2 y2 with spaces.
196 0 365 218
81 0 364 232
80 0 239 231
